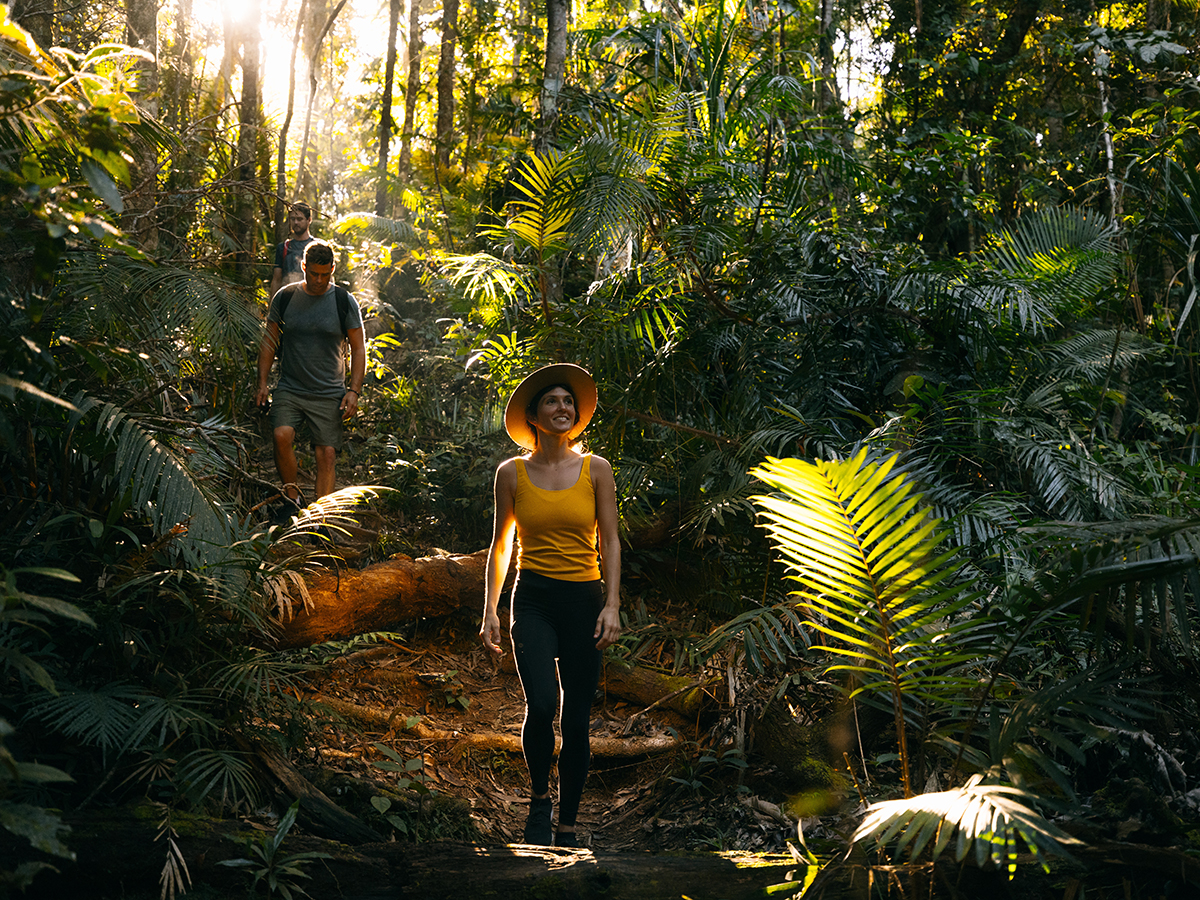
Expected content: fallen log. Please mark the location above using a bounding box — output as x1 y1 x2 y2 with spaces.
312 695 684 758
14 803 799 900
397 842 797 900
273 549 498 648
247 738 384 844
602 661 718 720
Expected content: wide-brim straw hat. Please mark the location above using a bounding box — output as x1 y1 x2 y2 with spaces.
504 363 598 451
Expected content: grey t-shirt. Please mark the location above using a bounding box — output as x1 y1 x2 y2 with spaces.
267 285 364 398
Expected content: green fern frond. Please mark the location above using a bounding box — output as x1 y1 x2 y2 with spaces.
71 395 237 563
853 775 1082 877
752 449 986 795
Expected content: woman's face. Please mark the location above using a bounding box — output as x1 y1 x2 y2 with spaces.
529 386 578 439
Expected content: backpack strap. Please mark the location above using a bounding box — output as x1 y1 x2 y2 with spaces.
334 286 351 339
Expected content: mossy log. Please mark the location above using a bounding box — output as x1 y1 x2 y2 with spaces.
15 803 798 900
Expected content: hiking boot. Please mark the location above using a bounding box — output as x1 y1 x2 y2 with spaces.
271 495 303 526
523 797 553 845
554 829 579 848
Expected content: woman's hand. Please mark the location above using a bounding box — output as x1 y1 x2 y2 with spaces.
480 610 504 655
594 603 622 651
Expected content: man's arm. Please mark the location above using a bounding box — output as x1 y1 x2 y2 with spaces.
339 326 367 419
255 320 281 407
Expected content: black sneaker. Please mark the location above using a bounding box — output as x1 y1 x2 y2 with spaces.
554 830 579 848
523 797 553 845
271 495 303 526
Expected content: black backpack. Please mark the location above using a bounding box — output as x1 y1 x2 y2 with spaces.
274 284 353 355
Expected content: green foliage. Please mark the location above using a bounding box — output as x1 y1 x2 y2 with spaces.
218 800 331 899
751 449 986 796
0 567 84 891
851 775 1083 877
371 741 430 794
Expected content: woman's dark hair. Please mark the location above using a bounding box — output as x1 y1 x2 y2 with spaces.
525 383 579 446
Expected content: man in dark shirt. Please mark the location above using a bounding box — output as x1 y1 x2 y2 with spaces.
256 240 365 512
269 201 315 297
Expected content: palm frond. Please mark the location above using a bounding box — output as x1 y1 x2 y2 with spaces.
71 395 237 564
852 775 1083 877
333 212 423 246
175 748 261 812
1046 328 1163 381
119 692 219 753
751 449 986 795
25 683 145 761
982 207 1121 314
210 651 317 707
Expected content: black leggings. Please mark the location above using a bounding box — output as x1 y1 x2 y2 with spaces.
510 570 602 828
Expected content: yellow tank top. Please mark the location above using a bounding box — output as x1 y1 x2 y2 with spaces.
514 455 601 581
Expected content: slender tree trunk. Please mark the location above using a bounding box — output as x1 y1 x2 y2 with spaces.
376 0 402 216
817 0 838 114
234 0 262 277
398 0 422 182
123 0 160 251
165 0 192 134
296 0 348 203
537 0 568 153
435 0 459 171
275 0 309 241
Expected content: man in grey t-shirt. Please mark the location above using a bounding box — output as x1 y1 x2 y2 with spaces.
255 240 365 513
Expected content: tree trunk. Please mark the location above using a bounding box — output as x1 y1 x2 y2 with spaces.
435 0 459 171
537 0 568 153
375 0 401 216
123 0 160 252
275 0 309 241
296 0 347 203
234 0 262 277
398 0 422 182
8 0 53 49
313 694 685 758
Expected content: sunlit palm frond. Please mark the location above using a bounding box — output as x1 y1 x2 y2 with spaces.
982 207 1120 315
333 211 422 246
752 449 986 795
438 252 533 313
852 775 1083 877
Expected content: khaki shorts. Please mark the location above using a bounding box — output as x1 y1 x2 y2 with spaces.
270 390 343 450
